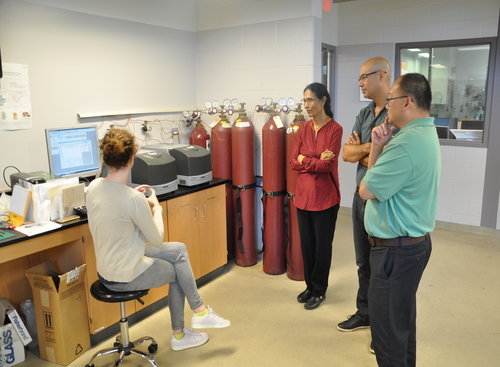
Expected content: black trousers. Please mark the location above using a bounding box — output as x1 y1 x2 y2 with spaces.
369 236 432 367
296 205 339 297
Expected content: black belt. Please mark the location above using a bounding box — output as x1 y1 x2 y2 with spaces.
262 189 287 198
233 182 256 255
368 234 428 247
232 183 256 191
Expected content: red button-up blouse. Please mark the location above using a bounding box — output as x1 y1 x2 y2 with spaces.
289 118 343 211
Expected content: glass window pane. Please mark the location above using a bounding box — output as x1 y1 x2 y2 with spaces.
401 44 490 143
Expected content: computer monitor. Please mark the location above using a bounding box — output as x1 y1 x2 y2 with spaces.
435 126 452 139
460 120 484 130
433 118 458 129
45 125 101 179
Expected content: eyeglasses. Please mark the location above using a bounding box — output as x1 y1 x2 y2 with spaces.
302 97 317 105
385 95 408 106
358 70 379 82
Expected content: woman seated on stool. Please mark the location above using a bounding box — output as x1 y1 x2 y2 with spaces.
86 128 230 351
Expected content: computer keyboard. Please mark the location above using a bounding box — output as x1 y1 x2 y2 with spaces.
73 204 87 217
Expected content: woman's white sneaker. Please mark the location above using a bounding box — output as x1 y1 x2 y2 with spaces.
170 327 209 351
191 306 231 329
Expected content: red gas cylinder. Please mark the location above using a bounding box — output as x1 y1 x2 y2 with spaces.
285 113 306 281
262 113 286 275
189 121 210 150
210 113 234 259
231 108 257 266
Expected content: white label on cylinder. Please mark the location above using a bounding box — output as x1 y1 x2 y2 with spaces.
235 121 250 127
273 115 284 128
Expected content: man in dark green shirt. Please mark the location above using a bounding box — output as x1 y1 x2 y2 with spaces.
339 57 392 333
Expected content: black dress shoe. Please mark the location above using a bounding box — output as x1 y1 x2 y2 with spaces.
304 295 326 310
297 289 312 303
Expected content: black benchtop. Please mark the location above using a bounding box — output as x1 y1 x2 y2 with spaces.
0 178 229 249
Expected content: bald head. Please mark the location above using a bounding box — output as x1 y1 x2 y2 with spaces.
364 57 391 76
359 57 391 104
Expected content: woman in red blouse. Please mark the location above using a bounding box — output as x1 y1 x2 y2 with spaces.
290 82 343 310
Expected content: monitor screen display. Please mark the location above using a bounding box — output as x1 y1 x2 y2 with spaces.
45 125 101 179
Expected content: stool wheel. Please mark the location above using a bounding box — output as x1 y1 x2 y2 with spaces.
148 343 158 354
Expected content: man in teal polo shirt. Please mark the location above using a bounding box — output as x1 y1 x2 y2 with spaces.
359 73 440 367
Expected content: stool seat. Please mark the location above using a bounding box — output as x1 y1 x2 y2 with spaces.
90 280 149 303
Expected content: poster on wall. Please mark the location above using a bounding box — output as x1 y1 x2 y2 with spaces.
0 63 33 130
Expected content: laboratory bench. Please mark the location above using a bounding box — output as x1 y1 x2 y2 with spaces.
0 178 229 345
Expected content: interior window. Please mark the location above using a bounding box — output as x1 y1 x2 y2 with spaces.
397 39 495 145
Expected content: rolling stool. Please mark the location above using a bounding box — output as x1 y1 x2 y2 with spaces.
84 280 158 367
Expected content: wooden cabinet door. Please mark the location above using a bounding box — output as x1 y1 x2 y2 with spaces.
166 192 202 279
81 224 121 334
199 185 227 276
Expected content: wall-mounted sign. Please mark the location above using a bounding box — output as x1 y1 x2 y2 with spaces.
323 0 331 12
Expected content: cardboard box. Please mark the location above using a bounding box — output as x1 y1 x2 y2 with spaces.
0 298 30 367
26 261 90 365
